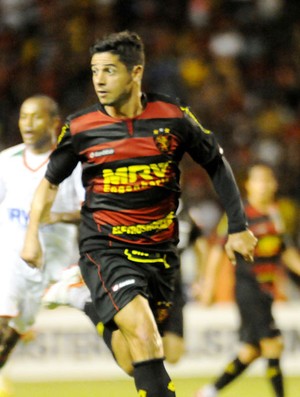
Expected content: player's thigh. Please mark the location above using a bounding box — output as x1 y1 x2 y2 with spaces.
114 294 164 361
114 294 159 338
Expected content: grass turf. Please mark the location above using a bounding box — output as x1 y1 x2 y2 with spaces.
12 376 300 397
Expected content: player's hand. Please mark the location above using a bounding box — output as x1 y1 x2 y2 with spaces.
21 234 43 269
225 228 257 265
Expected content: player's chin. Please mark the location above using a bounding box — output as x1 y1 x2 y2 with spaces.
97 95 111 106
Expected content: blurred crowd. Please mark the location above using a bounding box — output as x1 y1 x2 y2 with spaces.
1 0 300 241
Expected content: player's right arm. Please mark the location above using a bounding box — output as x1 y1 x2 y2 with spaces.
21 177 59 268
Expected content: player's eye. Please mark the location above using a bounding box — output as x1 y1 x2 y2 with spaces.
106 67 116 75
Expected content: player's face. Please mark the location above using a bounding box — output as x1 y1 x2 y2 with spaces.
91 52 141 108
18 98 55 151
245 166 278 203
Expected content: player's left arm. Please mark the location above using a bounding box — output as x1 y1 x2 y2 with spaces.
181 106 257 264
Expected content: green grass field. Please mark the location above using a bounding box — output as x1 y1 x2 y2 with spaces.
12 377 300 397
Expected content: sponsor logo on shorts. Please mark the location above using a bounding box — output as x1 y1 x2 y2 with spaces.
112 279 135 292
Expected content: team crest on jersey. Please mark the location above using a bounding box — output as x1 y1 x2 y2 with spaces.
153 127 172 154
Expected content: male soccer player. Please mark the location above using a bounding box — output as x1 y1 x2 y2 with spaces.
22 31 256 397
0 95 83 395
196 163 300 397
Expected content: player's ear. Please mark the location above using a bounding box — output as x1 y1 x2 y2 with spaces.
131 65 143 83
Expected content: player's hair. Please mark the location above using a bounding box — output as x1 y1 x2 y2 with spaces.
90 30 145 70
26 95 60 118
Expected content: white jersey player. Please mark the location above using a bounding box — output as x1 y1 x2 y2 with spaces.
0 96 84 393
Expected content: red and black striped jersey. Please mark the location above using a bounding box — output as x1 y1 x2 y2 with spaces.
46 93 246 252
244 201 287 296
216 200 289 296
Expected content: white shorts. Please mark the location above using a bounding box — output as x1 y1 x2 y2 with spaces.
0 249 43 334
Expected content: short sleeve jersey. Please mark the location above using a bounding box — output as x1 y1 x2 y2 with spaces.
0 143 84 277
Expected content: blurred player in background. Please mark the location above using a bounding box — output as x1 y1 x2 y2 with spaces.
195 163 300 397
0 95 83 396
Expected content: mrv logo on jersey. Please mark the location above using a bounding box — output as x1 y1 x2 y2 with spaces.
102 161 172 193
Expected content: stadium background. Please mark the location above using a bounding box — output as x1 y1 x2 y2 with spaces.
1 1 300 396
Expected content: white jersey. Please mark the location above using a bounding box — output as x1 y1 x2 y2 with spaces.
0 143 84 333
0 143 83 273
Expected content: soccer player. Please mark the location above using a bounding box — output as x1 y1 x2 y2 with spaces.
0 95 84 395
195 163 300 397
21 31 257 397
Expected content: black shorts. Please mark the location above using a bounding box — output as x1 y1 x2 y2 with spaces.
162 269 185 337
235 276 281 346
79 246 180 332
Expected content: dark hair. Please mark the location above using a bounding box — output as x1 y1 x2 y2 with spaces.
29 94 60 118
90 30 145 70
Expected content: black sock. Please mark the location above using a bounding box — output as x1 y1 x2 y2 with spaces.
214 357 248 390
267 358 284 397
133 358 176 396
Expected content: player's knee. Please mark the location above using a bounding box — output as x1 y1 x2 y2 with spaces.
260 336 284 358
165 351 182 364
114 296 164 358
163 333 184 364
134 326 163 357
120 319 163 354
238 344 261 363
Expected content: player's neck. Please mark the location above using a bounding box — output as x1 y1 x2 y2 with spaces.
105 91 144 119
26 137 55 155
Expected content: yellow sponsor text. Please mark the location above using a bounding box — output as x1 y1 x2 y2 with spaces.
112 212 174 236
103 162 171 193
